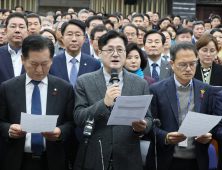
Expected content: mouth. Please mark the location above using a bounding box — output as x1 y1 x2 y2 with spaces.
111 60 120 63
131 65 137 68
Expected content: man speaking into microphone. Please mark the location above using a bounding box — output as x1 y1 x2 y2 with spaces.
73 30 153 170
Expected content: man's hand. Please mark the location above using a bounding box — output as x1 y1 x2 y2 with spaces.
9 124 27 138
132 120 147 132
104 83 121 106
167 132 187 144
195 133 212 144
41 127 61 141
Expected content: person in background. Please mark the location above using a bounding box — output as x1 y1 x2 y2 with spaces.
55 14 62 21
46 11 55 22
143 14 150 30
186 16 197 30
211 14 221 29
54 21 66 55
61 13 72 22
175 28 192 43
158 18 171 29
123 17 130 27
78 9 90 23
192 21 205 45
215 24 222 30
71 12 78 19
39 13 46 19
97 12 103 16
68 8 74 13
0 24 7 47
137 26 147 50
124 43 155 86
108 14 120 31
26 13 42 35
104 19 114 31
40 28 57 47
153 12 159 26
55 9 62 15
173 15 181 29
210 28 222 62
166 23 177 45
131 13 144 27
15 5 23 12
41 17 53 29
204 19 212 31
159 28 172 62
89 9 96 16
2 10 12 19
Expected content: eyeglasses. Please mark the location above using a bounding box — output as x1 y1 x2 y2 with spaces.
175 62 198 70
125 33 136 37
138 33 145 37
101 48 125 55
65 32 84 39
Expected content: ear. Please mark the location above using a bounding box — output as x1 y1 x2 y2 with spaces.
61 35 64 42
83 36 86 42
4 28 7 34
21 55 25 65
169 60 174 70
90 39 93 46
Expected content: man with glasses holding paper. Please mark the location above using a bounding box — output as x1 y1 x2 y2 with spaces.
145 41 213 170
73 30 153 170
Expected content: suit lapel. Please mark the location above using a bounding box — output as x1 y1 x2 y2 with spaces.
93 68 107 99
58 53 69 82
121 70 133 96
46 74 58 115
194 79 202 113
194 60 203 81
164 76 179 127
159 60 169 81
15 74 26 113
78 53 88 77
143 60 151 77
210 61 221 85
2 46 14 78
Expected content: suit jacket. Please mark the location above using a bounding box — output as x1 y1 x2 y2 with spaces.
152 23 159 30
81 38 91 55
54 41 65 56
144 75 155 86
143 58 174 82
146 75 213 170
0 45 25 85
194 60 222 86
0 74 74 170
73 68 153 170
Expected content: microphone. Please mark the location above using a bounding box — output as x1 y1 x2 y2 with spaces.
153 119 161 127
109 69 120 85
153 119 161 170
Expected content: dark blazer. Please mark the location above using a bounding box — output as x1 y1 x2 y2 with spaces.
0 74 74 170
144 75 155 86
142 50 148 58
73 68 153 170
194 60 222 86
81 38 91 55
145 75 213 170
143 58 174 82
0 45 25 85
152 23 159 30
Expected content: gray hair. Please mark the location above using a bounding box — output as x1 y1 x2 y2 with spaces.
54 21 66 31
78 9 91 18
41 17 53 26
170 41 197 62
46 11 55 16
192 21 205 30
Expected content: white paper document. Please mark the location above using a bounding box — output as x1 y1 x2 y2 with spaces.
20 112 59 133
178 111 222 137
107 95 153 126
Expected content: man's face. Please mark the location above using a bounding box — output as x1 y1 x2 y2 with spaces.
205 23 211 31
123 19 129 27
147 12 153 23
27 17 41 35
186 21 194 30
153 13 159 22
15 7 23 12
90 31 107 55
160 19 170 29
123 26 137 44
132 17 144 26
176 33 192 43
105 24 113 31
41 20 52 27
98 37 126 73
212 31 222 48
137 29 145 46
3 11 10 19
193 24 204 40
22 49 52 81
211 18 221 28
0 28 7 46
162 31 171 50
61 24 86 54
72 14 77 19
56 22 64 41
170 49 197 85
68 9 74 13
6 17 28 44
144 33 164 58
86 19 103 37
173 17 180 27
108 17 119 30
56 11 62 15
143 16 149 28
65 14 71 21
79 13 89 22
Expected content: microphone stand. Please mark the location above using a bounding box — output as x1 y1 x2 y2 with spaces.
153 119 161 170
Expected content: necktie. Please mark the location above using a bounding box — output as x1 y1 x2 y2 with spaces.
31 80 44 156
163 55 168 61
152 63 159 82
70 58 78 88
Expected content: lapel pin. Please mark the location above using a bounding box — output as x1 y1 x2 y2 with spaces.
53 92 56 96
200 90 205 99
84 63 87 66
166 68 168 69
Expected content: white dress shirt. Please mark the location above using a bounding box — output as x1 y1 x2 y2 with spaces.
148 57 162 76
8 44 22 77
161 52 170 62
24 74 48 152
65 51 81 80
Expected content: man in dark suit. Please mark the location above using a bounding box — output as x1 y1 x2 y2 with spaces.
81 15 103 55
143 30 173 82
0 34 74 170
191 21 205 45
146 42 213 170
74 30 153 170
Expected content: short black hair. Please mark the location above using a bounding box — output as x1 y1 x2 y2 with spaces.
153 12 160 17
137 26 147 33
97 12 103 15
6 12 28 28
89 9 96 15
0 24 6 28
192 21 204 30
131 11 137 15
3 9 12 15
143 14 150 21
170 41 197 62
55 9 62 13
123 17 130 22
98 30 128 50
113 12 123 17
90 25 108 40
176 28 193 37
122 23 139 35
158 18 171 26
55 14 62 21
103 19 114 29
61 19 86 36
85 15 103 28
159 27 172 39
211 14 221 22
174 15 181 21
143 29 166 45
22 34 54 60
215 24 222 29
166 23 177 33
39 28 57 43
186 16 197 24
108 14 119 22
26 13 41 25
210 28 222 35
204 19 211 24
62 12 72 19
15 5 23 11
125 43 147 71
131 13 144 22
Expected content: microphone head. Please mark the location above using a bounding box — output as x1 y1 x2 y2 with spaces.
111 69 118 79
153 119 161 127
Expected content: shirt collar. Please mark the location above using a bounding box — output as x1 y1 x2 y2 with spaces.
174 74 192 88
65 51 81 63
148 57 162 67
25 73 48 85
192 36 198 43
57 42 64 50
161 52 170 58
94 53 100 60
8 43 22 54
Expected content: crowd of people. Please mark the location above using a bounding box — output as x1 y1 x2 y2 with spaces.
0 4 222 170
